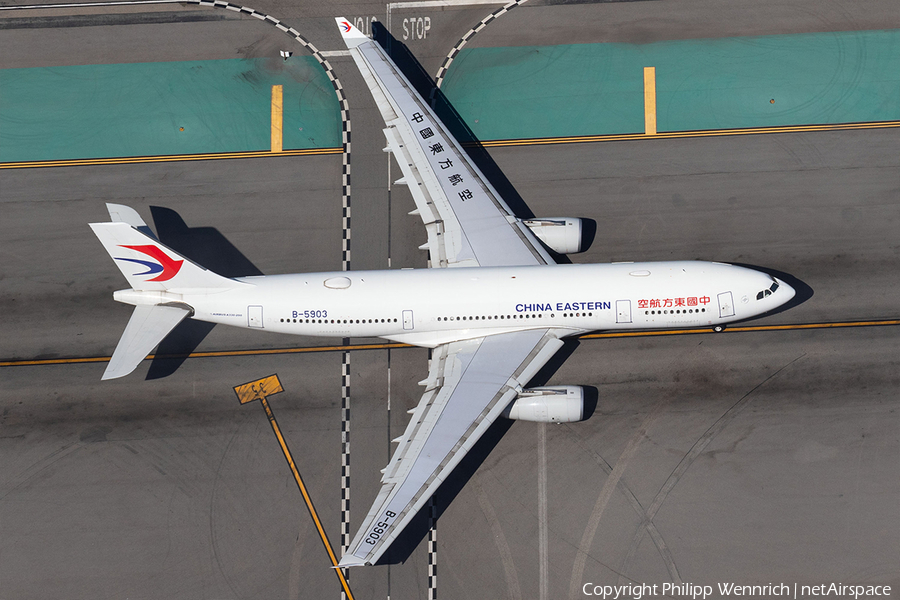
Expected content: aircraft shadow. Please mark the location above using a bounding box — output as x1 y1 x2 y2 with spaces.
145 206 263 379
378 339 596 565
371 22 597 260
150 206 263 277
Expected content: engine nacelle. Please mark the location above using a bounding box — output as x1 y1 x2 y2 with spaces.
523 218 584 254
502 386 585 423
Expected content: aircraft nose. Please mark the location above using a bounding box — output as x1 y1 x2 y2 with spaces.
775 278 796 303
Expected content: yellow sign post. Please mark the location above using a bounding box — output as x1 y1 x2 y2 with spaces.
233 375 355 599
234 374 283 404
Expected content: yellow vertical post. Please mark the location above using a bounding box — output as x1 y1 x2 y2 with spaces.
643 67 657 136
271 84 283 152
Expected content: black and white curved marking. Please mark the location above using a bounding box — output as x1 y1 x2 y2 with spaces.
183 0 352 272
434 0 528 90
182 1 356 566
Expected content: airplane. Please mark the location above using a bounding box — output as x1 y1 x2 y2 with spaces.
88 17 796 568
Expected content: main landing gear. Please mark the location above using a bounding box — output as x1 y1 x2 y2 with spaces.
712 325 726 333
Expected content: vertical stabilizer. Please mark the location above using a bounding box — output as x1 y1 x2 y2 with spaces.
90 221 242 291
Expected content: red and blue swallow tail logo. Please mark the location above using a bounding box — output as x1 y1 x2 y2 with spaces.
340 20 352 32
115 244 184 282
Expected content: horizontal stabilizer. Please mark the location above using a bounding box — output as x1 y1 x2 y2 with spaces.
103 304 191 380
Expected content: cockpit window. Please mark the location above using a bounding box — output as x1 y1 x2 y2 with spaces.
757 280 780 300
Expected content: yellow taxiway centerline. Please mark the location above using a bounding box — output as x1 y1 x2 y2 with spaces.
2 121 897 169
476 120 900 148
581 318 900 339
3 319 899 369
0 147 342 169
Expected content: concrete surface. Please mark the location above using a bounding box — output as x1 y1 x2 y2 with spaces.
0 1 897 599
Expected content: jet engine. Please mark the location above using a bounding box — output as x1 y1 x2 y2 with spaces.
502 386 585 423
523 218 584 254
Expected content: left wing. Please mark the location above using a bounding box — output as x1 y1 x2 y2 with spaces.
336 17 554 268
339 328 565 567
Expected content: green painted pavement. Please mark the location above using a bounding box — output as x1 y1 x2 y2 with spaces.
0 57 341 162
441 29 900 140
3 30 897 163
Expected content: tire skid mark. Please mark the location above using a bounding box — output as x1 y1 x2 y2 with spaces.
567 398 670 599
473 474 522 600
0 442 82 501
208 411 251 599
616 354 807 584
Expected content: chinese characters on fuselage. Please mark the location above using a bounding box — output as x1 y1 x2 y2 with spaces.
638 296 710 309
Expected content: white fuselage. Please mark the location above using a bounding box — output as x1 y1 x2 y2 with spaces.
161 261 794 347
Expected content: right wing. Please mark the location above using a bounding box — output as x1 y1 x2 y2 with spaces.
336 17 554 269
339 327 566 567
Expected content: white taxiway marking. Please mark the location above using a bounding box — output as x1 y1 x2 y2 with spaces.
0 0 179 9
538 423 550 600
